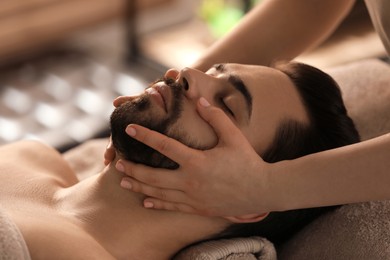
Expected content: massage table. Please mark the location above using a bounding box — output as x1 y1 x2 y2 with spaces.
1 58 390 259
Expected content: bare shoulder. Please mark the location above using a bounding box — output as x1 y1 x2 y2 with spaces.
0 140 61 161
0 140 78 186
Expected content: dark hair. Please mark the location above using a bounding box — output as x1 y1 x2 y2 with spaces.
217 62 360 246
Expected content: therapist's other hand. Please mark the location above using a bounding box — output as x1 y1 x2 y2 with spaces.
104 94 139 165
104 137 115 166
116 97 270 217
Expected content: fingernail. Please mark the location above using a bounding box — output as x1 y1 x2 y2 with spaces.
199 97 210 107
126 125 136 136
144 201 154 208
116 161 124 172
120 179 132 189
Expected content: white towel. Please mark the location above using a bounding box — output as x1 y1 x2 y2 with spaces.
0 206 30 260
174 237 276 260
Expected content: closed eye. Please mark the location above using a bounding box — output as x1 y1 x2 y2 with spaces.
219 98 234 117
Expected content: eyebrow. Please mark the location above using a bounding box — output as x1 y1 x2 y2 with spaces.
212 64 253 119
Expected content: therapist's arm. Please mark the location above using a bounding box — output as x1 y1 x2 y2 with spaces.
193 0 355 71
270 133 390 212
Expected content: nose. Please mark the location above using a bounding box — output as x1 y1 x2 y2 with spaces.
178 67 211 100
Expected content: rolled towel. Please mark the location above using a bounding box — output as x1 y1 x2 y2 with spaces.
174 236 276 260
0 206 31 260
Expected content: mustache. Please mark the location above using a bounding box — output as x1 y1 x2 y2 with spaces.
148 76 185 107
150 76 183 91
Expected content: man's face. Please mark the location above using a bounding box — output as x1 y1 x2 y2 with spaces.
113 63 308 155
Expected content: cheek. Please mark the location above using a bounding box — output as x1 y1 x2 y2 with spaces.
169 103 218 149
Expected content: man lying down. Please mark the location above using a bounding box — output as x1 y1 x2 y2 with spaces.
0 62 359 259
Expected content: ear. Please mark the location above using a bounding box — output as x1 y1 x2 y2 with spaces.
223 213 269 223
164 69 180 79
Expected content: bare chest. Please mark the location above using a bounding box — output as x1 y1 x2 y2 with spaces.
0 141 111 258
9 206 114 259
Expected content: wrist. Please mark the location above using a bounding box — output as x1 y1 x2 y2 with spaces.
264 159 297 212
248 159 284 213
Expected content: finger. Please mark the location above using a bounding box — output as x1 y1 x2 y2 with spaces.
103 137 115 165
142 198 201 215
164 69 179 79
120 176 189 205
113 95 138 107
197 97 245 146
116 159 186 190
125 124 199 165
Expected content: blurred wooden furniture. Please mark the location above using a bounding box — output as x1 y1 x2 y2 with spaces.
0 0 172 62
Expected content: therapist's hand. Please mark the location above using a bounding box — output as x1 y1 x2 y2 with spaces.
104 137 115 166
104 94 139 165
116 97 272 217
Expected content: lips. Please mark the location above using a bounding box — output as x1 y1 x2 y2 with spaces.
145 83 170 113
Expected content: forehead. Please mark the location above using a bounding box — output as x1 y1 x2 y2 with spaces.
208 63 295 96
211 63 285 81
216 63 308 154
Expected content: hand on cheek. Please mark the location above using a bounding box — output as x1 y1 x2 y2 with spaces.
116 97 270 217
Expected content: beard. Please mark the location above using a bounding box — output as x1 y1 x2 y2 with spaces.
110 78 184 169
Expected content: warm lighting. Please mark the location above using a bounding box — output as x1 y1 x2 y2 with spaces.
2 87 33 114
41 74 73 101
90 64 113 89
0 117 23 141
114 73 145 96
65 117 105 142
74 89 106 115
34 103 66 129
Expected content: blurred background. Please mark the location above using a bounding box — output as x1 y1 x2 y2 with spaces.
0 0 386 151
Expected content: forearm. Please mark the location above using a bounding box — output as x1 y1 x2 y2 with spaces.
269 133 390 212
193 0 355 71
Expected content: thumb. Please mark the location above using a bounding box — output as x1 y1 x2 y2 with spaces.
196 97 245 146
104 137 116 165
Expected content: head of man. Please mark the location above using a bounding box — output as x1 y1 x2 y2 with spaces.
111 62 309 167
110 62 360 245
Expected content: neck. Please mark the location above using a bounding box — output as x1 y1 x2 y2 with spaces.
57 160 227 259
